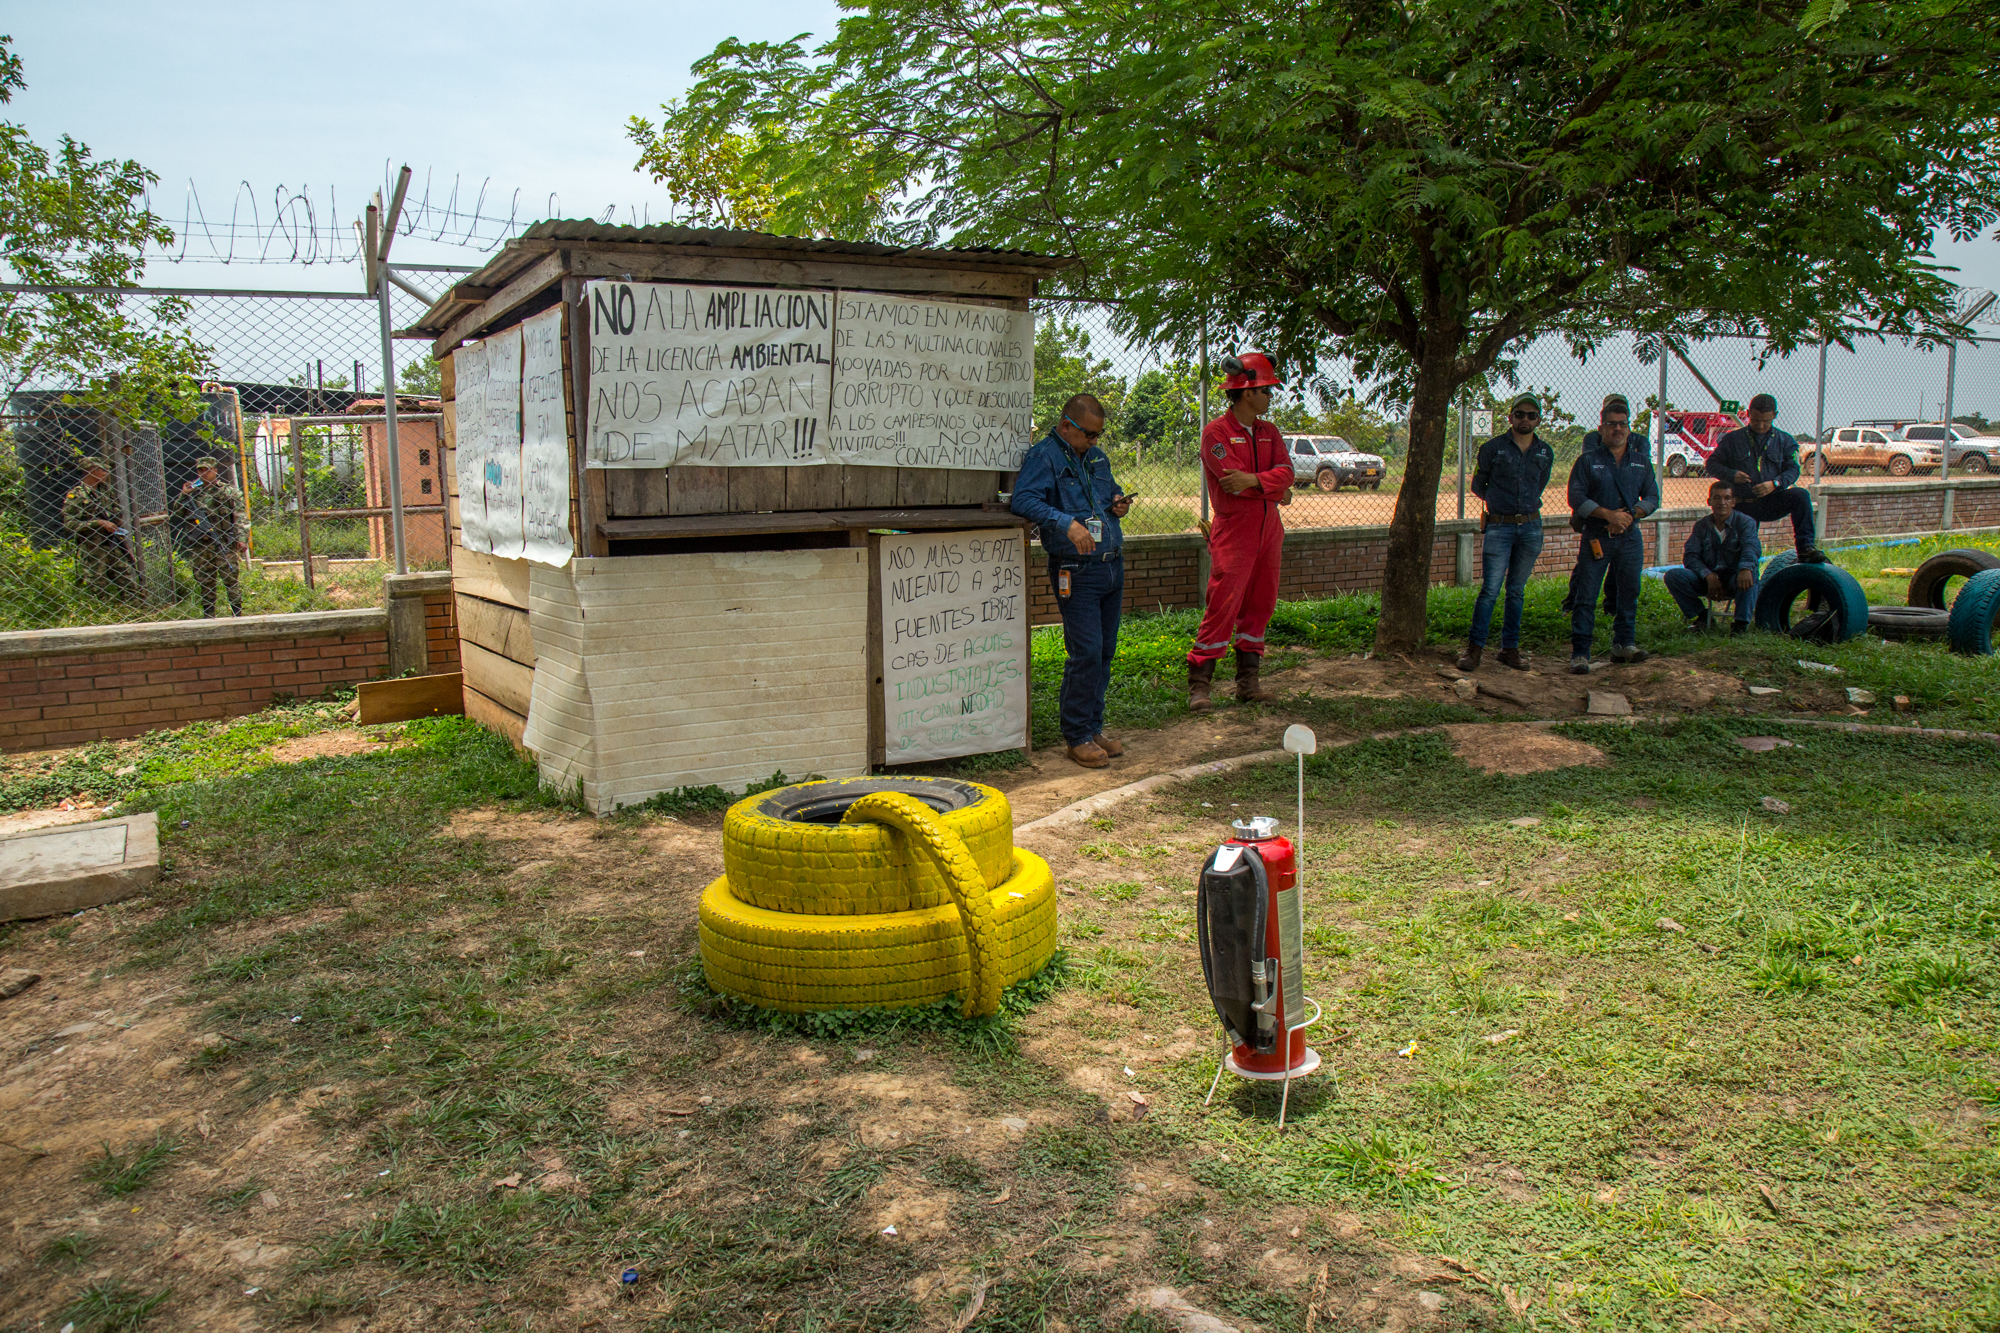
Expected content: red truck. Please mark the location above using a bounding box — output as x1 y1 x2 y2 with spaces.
1658 409 1747 477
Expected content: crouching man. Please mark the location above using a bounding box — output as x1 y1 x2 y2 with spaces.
1664 481 1761 634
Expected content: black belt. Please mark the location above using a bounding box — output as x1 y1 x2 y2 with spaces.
1487 512 1540 524
1052 550 1122 564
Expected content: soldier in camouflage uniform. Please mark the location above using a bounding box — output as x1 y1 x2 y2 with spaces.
172 457 246 617
62 458 137 599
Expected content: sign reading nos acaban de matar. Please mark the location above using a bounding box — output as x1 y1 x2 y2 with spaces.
878 529 1028 763
583 280 1034 471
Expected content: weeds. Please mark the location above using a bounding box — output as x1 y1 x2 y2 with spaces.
83 1137 178 1197
53 1281 172 1332
38 1232 99 1267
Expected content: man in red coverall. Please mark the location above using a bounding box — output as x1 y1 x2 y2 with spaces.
1188 350 1294 711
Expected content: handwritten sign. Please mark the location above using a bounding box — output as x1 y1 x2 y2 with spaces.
878 529 1029 763
519 307 573 567
829 294 1035 470
480 325 525 559
452 337 492 554
584 279 833 468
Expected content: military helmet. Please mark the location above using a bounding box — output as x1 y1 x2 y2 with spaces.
194 457 219 470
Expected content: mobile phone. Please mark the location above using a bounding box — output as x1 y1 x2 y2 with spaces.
1120 492 1140 501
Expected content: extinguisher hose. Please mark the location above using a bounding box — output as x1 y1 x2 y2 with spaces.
841 792 1003 1018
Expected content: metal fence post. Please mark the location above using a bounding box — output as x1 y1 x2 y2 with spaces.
1941 335 1958 530
289 417 315 590
1197 313 1211 610
1655 352 1670 565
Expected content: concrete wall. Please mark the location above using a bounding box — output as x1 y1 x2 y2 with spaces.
1026 476 2000 627
0 574 460 753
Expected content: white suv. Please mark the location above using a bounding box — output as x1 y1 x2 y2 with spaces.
1286 435 1386 491
1897 423 1997 474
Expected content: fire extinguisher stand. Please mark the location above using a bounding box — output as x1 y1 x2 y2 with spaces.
1202 723 1326 1130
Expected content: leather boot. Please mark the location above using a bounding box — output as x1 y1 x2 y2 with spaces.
1188 659 1216 713
1457 643 1483 672
1497 647 1530 671
1235 649 1276 703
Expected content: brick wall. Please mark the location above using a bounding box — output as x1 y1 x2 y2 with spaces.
1027 477 2000 628
424 588 461 673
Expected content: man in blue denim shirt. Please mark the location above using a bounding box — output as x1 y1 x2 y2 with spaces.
1566 395 1660 672
1010 394 1134 768
1459 394 1556 672
1664 481 1762 633
1704 393 1827 564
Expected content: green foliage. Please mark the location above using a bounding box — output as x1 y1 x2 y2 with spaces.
53 1282 172 1333
84 1136 178 1197
38 1232 100 1268
626 769 823 816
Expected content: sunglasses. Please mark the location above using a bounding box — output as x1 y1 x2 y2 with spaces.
1063 415 1103 442
1511 409 1540 420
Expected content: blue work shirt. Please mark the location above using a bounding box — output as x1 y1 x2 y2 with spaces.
1470 431 1556 516
1567 435 1660 533
1706 427 1802 498
1010 432 1124 559
1684 510 1762 579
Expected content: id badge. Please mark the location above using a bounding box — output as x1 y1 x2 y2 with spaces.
1058 568 1072 598
1086 517 1104 543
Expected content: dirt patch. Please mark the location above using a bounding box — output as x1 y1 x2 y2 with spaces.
1446 723 1608 775
263 727 392 764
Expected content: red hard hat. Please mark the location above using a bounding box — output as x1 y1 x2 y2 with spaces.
1220 350 1282 391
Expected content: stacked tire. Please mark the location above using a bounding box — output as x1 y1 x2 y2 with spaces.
699 777 1058 1016
1884 548 2000 655
1754 558 1870 643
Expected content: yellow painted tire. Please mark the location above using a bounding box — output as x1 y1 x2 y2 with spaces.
698 850 1058 1014
723 777 1014 916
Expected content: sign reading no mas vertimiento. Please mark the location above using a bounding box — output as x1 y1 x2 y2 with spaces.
585 280 833 468
878 528 1028 763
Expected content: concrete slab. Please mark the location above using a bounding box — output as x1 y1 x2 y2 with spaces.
0 811 159 922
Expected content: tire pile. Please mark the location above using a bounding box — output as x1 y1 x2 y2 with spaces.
699 777 1059 1017
1755 546 2000 654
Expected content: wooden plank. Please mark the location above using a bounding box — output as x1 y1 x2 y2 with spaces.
729 468 788 513
452 546 532 609
358 672 465 726
454 593 535 666
463 682 528 751
459 641 535 717
562 276 600 557
439 352 455 400
946 469 998 506
786 465 843 510
842 465 898 508
562 250 1036 301
430 251 567 360
556 237 1066 280
606 469 670 517
583 468 611 556
598 507 1033 541
867 531 885 767
897 469 953 506
667 466 730 515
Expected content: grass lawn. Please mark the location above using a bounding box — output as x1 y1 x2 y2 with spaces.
1 586 1996 1331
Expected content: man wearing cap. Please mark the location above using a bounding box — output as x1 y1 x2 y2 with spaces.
1458 395 1555 672
1664 480 1761 633
62 458 136 599
1011 394 1133 768
1704 393 1826 564
172 457 247 617
1186 351 1294 712
1566 395 1660 672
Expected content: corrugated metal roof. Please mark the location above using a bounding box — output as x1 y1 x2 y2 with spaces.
508 219 1076 269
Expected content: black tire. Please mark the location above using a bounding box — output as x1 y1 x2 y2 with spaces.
1907 548 2000 610
1755 562 1870 643
1315 467 1341 492
1964 453 1990 475
1367 480 1382 490
1758 549 1800 588
1888 455 1914 477
1947 568 2000 656
1666 456 1688 478
1867 605 1951 639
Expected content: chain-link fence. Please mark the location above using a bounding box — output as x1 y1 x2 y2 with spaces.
1032 298 2000 537
0 282 449 630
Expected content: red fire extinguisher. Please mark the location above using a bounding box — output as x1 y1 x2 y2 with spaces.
1197 728 1323 1126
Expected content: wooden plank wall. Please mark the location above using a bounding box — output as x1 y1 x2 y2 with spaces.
602 465 1005 518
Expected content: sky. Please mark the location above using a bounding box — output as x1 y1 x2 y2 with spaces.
6 2 1999 423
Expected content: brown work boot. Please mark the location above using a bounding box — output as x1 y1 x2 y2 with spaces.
1497 647 1530 671
1188 659 1217 712
1457 643 1483 672
1092 733 1124 758
1066 740 1110 769
1235 649 1276 703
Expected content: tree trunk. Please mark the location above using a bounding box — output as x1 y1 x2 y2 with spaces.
1373 351 1458 653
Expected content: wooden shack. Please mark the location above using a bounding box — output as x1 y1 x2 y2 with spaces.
406 222 1070 813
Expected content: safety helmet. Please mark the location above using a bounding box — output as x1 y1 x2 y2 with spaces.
1220 350 1282 391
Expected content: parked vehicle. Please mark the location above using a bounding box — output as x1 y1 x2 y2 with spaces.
1286 435 1385 491
1657 410 1746 477
1800 425 1941 476
1896 422 1997 474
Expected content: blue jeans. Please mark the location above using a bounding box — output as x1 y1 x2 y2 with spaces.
1571 526 1645 653
1469 519 1544 650
1663 567 1757 624
1050 557 1123 744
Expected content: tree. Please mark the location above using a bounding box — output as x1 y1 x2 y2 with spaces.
1032 318 1127 440
660 0 2000 649
0 36 211 418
